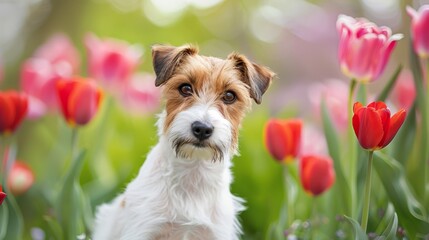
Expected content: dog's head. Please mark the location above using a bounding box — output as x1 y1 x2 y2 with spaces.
152 44 274 162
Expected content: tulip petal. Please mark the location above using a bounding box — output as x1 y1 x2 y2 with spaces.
300 155 335 196
0 91 28 134
10 92 29 132
68 81 101 125
264 120 289 161
0 190 6 205
376 108 391 148
0 93 15 133
57 80 79 123
284 119 302 159
368 101 388 110
379 109 406 148
353 102 363 114
353 107 384 150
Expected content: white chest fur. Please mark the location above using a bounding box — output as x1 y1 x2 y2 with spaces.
93 138 244 240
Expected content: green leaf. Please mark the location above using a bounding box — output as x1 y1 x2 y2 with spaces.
376 212 398 240
79 187 94 232
373 151 429 238
376 65 403 102
375 203 395 234
3 191 23 240
409 40 429 204
43 215 64 240
344 215 368 240
321 100 351 215
0 204 8 239
390 104 416 165
56 150 87 239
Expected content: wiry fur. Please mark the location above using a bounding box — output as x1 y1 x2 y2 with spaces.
93 44 274 240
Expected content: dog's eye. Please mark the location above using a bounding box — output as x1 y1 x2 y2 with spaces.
179 83 193 97
222 91 237 104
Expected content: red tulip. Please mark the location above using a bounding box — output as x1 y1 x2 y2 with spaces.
264 119 302 163
0 91 28 135
7 161 34 196
352 101 406 150
407 5 429 59
56 78 103 126
336 15 402 82
0 185 6 205
300 155 335 196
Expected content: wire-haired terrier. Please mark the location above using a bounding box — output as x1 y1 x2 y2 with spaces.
93 44 275 240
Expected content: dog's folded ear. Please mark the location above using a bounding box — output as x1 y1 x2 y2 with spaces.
227 53 275 104
152 44 199 87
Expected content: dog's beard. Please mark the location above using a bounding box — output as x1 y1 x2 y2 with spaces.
171 137 228 162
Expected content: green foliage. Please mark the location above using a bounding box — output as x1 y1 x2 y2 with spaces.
344 216 368 240
373 152 429 238
321 100 351 215
55 150 87 239
2 189 24 240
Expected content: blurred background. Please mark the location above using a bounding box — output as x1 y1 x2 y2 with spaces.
0 0 428 239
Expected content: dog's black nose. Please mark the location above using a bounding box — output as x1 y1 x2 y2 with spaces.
191 121 214 141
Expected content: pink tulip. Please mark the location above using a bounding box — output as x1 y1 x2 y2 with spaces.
20 34 79 118
407 5 429 59
309 79 349 132
119 73 161 115
391 70 416 111
336 15 403 83
84 33 142 91
34 34 80 72
300 125 328 156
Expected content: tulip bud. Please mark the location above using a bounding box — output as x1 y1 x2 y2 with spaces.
300 155 335 196
264 119 302 163
0 91 28 135
56 78 103 126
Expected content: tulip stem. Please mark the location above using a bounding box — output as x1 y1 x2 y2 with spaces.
347 79 358 218
71 128 79 161
361 150 374 232
282 164 295 227
423 59 429 204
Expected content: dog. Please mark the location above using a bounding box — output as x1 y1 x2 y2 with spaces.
92 44 274 240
